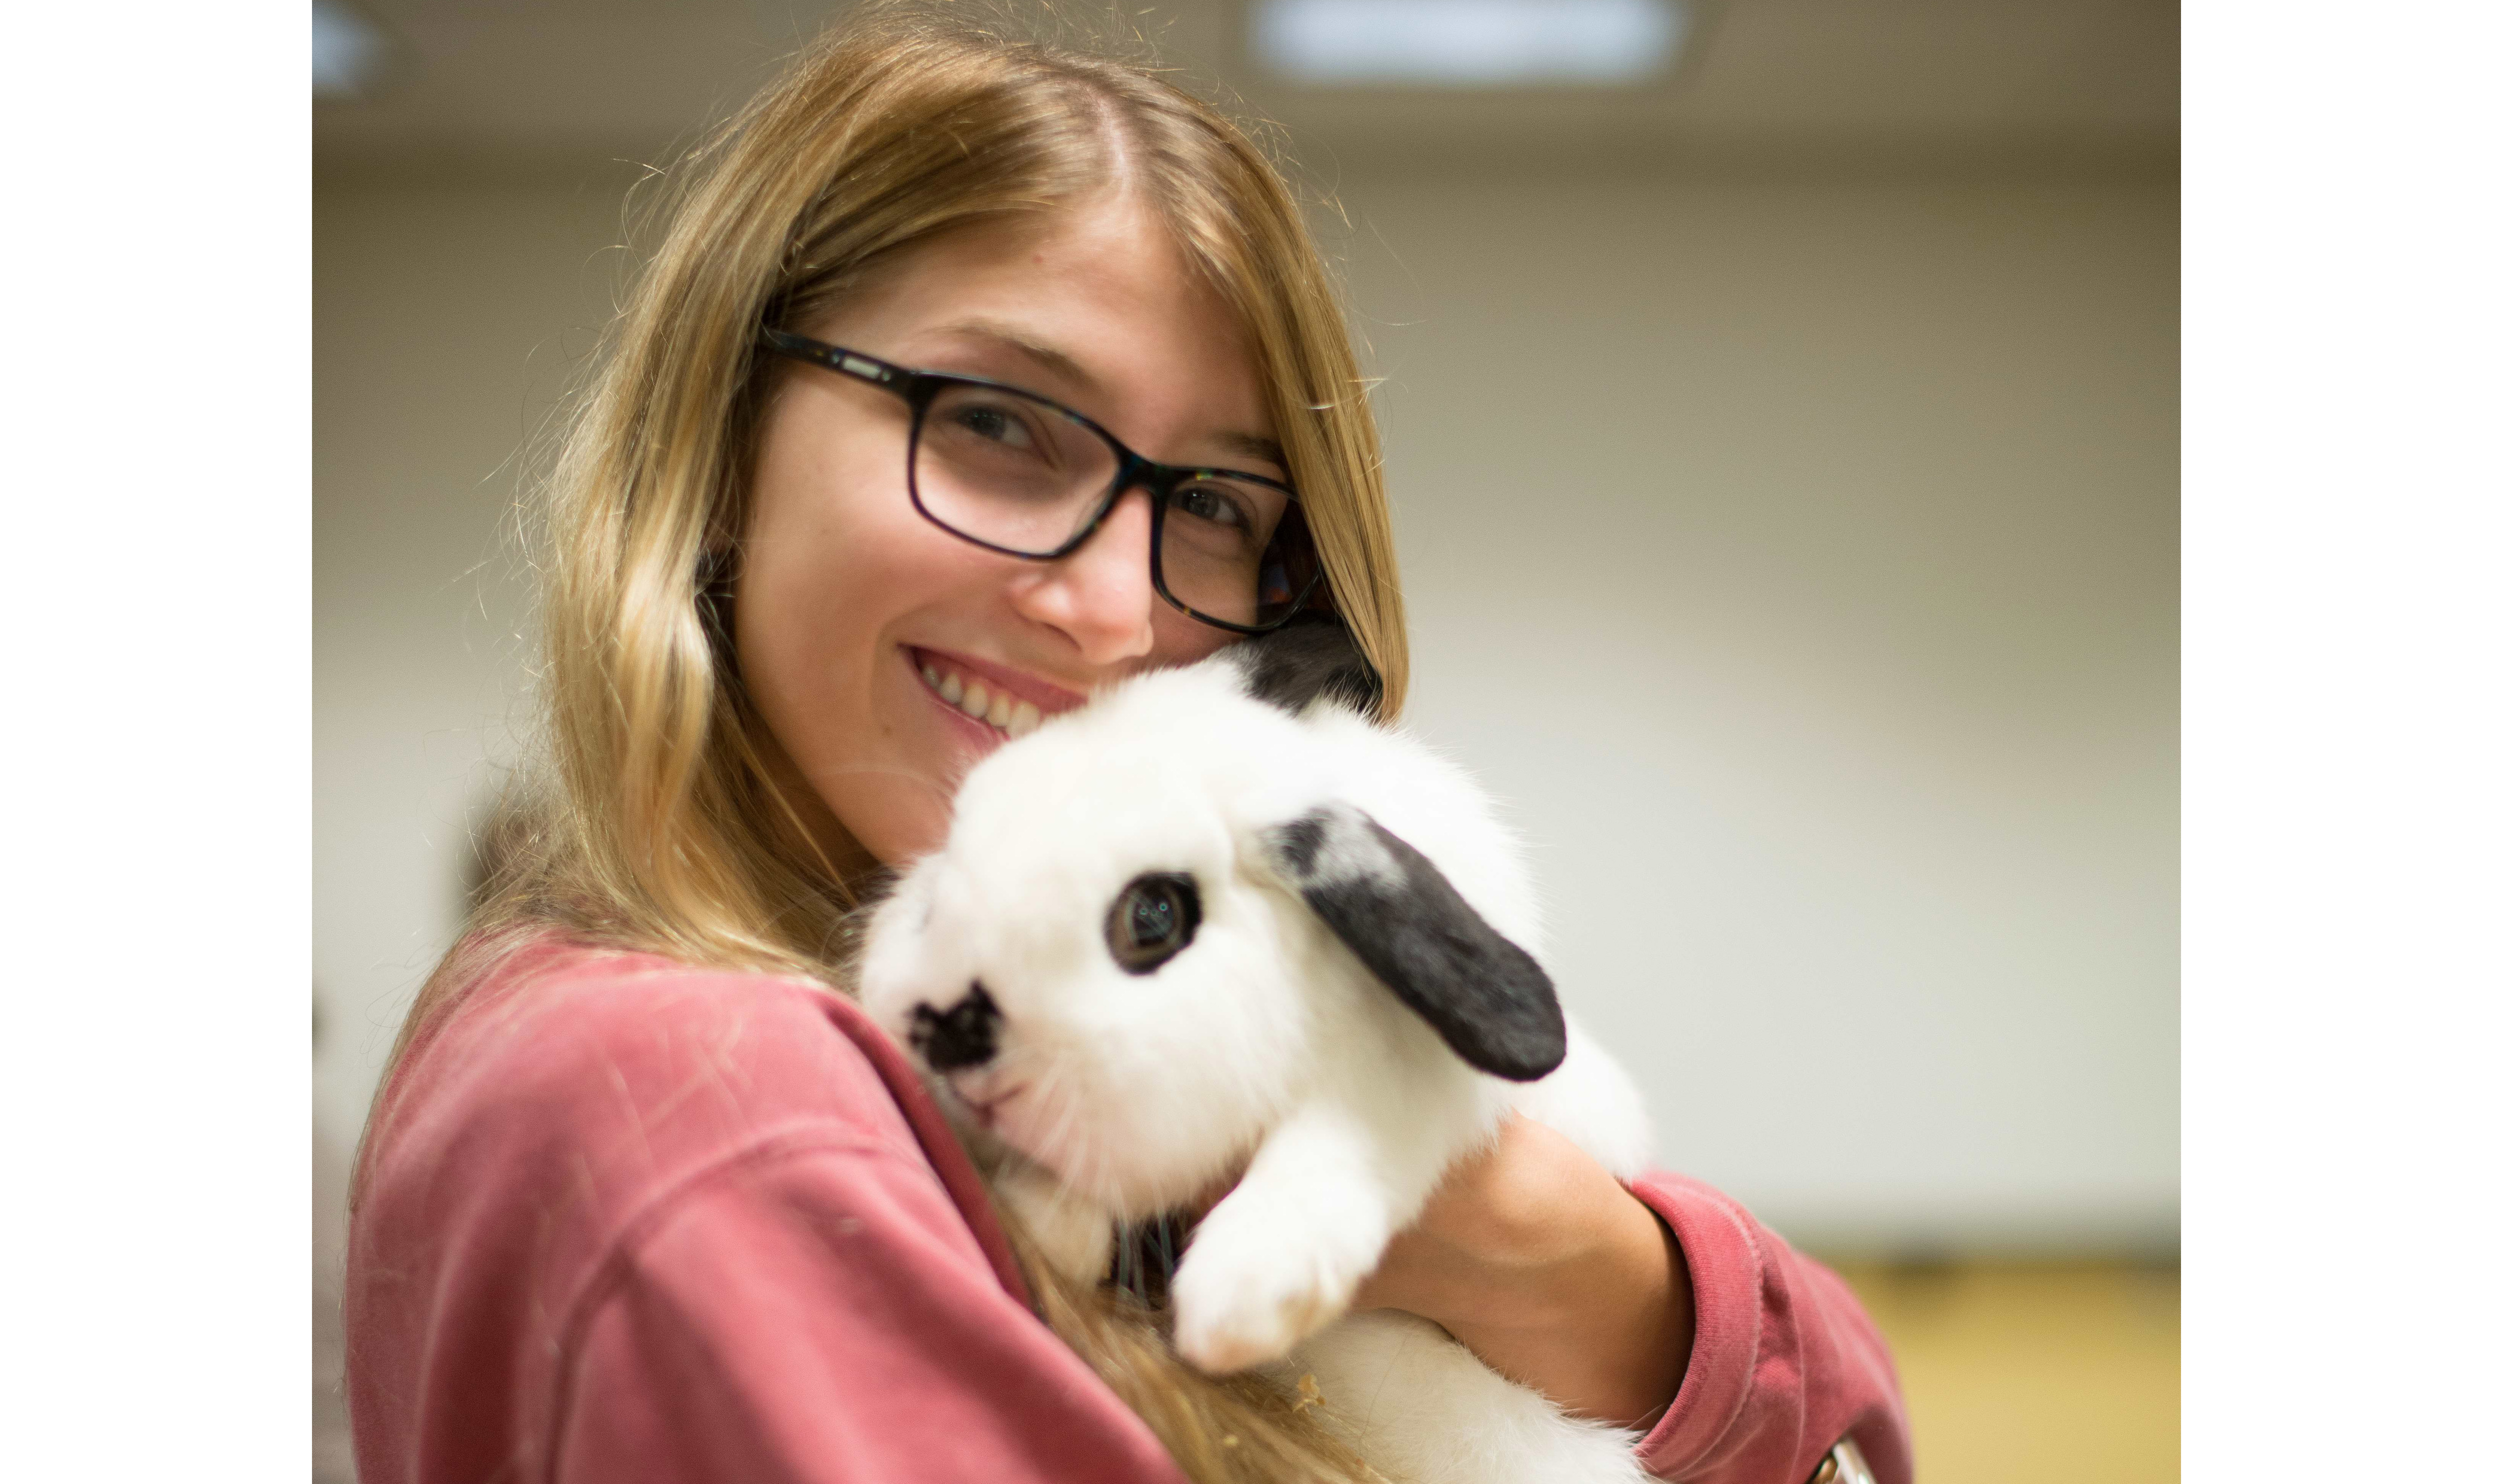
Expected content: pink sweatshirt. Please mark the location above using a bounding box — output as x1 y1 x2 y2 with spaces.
347 936 1911 1483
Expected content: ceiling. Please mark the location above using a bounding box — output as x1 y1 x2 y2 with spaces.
314 0 2177 179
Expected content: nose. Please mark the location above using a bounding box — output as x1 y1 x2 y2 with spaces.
910 982 1001 1072
1011 488 1156 665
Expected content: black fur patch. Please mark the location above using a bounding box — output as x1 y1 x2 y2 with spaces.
1268 809 1566 1081
910 981 1001 1072
1235 617 1383 718
1270 815 1326 877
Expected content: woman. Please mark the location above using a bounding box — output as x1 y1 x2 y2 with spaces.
345 7 1910 1482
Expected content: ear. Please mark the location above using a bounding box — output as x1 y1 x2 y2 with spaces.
1231 617 1383 719
1265 805 1565 1081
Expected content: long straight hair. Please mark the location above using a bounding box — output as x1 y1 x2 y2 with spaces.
364 5 1405 1480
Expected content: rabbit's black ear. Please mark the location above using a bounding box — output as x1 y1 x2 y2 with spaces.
1266 805 1565 1081
1233 617 1383 719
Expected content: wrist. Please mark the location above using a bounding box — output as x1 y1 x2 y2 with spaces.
1439 1183 1695 1430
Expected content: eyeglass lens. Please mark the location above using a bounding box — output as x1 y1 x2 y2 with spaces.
913 381 1319 629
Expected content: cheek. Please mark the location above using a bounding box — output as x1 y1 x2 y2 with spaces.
1033 936 1306 1193
739 489 938 715
1146 613 1240 671
740 402 889 695
735 412 982 860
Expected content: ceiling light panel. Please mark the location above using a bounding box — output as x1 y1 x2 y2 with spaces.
312 0 390 100
1253 0 1687 87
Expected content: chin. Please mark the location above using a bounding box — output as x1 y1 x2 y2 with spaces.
866 802 954 869
816 760 956 870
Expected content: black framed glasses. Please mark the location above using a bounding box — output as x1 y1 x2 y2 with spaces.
759 327 1326 634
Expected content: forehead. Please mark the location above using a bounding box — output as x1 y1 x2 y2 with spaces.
805 198 1276 458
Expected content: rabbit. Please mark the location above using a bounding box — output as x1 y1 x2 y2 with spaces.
858 622 1658 1484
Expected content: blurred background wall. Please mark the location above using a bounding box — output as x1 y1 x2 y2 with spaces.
315 3 2176 1479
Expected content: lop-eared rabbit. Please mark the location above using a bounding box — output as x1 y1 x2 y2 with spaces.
861 623 1657 1484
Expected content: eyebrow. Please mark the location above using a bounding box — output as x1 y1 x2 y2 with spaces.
940 318 1103 397
1210 429 1290 471
934 318 1291 476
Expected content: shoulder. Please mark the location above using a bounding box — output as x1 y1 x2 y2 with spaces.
346 936 1036 1480
384 935 921 1183
353 934 1006 1309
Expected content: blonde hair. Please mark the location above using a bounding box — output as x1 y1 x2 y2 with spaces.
371 5 1408 1479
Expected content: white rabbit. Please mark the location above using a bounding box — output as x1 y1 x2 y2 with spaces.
859 623 1658 1484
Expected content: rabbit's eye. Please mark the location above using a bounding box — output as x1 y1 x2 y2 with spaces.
1106 872 1200 974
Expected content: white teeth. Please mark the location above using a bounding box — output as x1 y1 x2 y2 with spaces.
923 658 1041 735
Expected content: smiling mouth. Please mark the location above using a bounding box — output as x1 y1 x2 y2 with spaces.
911 649 1081 741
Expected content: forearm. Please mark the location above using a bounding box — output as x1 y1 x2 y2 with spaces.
1438 1188 1695 1428
1351 1118 1697 1429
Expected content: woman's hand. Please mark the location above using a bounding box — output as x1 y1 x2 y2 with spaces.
1350 1117 1695 1432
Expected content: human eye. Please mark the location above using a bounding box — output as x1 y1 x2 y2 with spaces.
942 395 1041 453
1170 480 1253 531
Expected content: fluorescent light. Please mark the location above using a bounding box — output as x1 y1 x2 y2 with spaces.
1254 0 1686 87
312 0 390 100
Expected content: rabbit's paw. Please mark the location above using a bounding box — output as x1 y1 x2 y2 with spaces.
1170 1208 1371 1374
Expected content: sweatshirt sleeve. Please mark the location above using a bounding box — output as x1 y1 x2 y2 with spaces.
1627 1171 1912 1484
547 1131 1188 1484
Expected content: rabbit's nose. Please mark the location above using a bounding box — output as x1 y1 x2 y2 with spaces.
911 982 1001 1072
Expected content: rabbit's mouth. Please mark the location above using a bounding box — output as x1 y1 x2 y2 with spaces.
959 1083 1027 1130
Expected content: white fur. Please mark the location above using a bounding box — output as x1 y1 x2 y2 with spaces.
859 654 1657 1484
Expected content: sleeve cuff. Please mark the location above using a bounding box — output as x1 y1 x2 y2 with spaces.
1622 1171 1769 1480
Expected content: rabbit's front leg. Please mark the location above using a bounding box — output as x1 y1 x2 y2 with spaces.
1170 1099 1455 1374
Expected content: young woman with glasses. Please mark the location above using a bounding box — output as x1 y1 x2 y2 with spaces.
345 8 1908 1482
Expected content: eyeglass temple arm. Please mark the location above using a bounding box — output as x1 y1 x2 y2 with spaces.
758 328 909 393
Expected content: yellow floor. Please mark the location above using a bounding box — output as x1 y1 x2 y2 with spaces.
1822 1260 2179 1484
